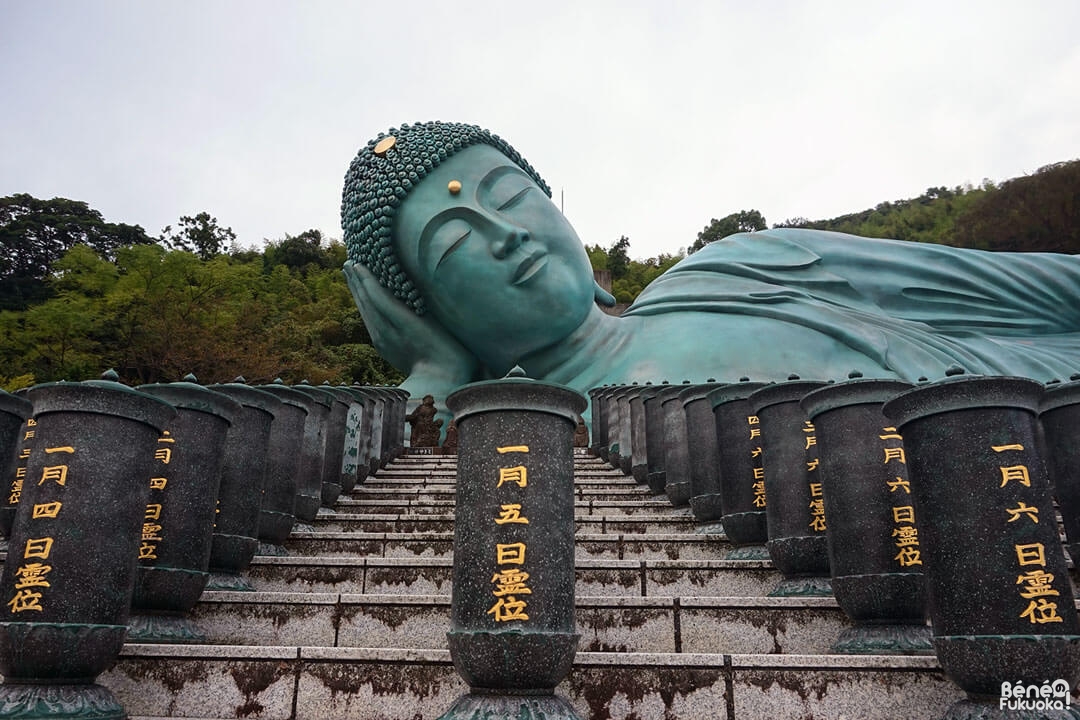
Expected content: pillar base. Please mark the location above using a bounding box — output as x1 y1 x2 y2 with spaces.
126 612 205 644
646 471 665 496
768 575 832 597
831 622 933 654
437 690 582 720
0 682 125 719
257 542 289 557
725 544 770 561
665 481 692 507
688 493 723 522
205 571 254 591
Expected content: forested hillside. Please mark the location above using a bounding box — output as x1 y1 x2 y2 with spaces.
774 159 1079 253
0 205 400 391
2 158 1076 390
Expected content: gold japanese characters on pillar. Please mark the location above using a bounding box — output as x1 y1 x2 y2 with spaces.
993 442 1066 625
880 426 921 568
488 444 533 623
6 441 73 614
8 418 36 507
803 420 825 532
139 431 174 561
748 415 766 508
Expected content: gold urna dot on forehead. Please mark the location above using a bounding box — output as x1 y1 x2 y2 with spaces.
447 180 462 195
373 136 397 157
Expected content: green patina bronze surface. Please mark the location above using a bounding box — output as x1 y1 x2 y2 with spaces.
342 121 1080 411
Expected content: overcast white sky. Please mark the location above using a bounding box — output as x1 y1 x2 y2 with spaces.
2 1 1078 259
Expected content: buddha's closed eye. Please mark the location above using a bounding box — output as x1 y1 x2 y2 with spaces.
497 186 532 212
436 229 471 270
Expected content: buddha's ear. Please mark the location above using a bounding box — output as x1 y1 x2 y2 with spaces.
594 281 616 307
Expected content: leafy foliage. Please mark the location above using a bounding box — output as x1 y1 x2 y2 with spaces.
0 199 401 389
951 162 1080 253
586 237 685 303
773 159 1079 254
690 210 768 253
160 212 237 260
0 194 154 310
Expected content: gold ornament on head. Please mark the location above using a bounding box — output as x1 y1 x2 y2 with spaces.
448 180 462 195
373 136 397 157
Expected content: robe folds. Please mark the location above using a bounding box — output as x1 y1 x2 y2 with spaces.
627 229 1080 381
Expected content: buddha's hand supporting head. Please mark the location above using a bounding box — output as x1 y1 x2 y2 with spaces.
343 260 478 386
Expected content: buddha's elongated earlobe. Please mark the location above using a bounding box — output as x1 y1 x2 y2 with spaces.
594 281 616 307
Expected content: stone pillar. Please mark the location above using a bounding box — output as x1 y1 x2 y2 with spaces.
587 387 604 458
605 385 626 471
0 390 33 549
295 383 348 508
643 384 680 497
439 370 585 720
253 386 308 554
322 385 365 494
206 380 280 591
749 377 831 596
338 386 372 485
615 385 637 476
358 387 386 475
1040 374 1080 573
130 377 240 642
708 380 768 560
801 375 931 654
0 374 175 719
661 382 694 507
261 381 327 529
884 373 1080 720
629 385 657 486
681 380 726 525
386 388 406 462
594 386 613 463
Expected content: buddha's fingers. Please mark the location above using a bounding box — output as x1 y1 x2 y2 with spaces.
343 261 478 384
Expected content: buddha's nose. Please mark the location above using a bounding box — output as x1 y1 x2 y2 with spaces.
492 226 529 259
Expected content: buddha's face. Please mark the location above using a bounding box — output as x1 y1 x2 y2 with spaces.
394 144 596 371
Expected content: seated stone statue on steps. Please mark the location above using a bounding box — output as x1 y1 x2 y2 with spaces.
405 394 443 448
341 121 1080 412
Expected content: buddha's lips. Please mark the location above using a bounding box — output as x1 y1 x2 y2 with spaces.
513 253 548 285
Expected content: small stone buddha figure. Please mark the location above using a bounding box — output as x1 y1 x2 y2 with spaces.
405 394 443 448
441 418 458 455
341 121 1080 415
573 415 589 448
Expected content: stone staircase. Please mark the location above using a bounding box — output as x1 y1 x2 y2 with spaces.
103 454 964 720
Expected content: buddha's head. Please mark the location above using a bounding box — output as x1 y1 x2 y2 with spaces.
342 121 602 369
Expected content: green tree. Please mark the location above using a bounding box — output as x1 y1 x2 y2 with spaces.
608 236 631 279
585 244 609 271
691 210 767 253
263 229 346 274
161 212 237 260
952 161 1080 253
0 194 153 309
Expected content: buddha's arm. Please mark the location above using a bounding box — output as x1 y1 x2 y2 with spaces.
343 261 480 392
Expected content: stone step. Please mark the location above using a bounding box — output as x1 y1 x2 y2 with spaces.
333 497 678 515
339 485 661 503
309 511 700 534
247 556 779 597
106 646 963 720
185 592 852 655
281 531 730 561
356 475 641 489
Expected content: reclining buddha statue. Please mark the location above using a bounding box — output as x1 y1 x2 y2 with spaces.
341 121 1080 410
